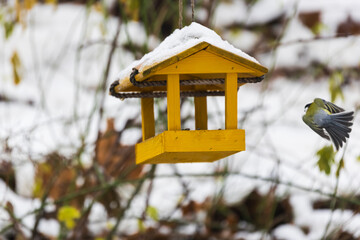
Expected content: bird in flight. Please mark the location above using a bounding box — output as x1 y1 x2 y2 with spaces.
303 98 354 150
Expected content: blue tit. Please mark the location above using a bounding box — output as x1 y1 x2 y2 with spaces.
303 98 354 150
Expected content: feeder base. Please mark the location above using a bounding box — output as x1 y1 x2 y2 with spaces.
136 129 245 164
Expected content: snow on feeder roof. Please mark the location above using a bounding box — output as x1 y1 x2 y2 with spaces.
109 22 268 164
110 22 267 97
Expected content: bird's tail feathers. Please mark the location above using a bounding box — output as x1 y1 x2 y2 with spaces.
325 111 354 150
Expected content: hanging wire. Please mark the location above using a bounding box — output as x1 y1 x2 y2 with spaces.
191 0 195 22
179 0 183 28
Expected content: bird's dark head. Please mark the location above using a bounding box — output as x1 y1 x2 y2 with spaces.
304 103 311 112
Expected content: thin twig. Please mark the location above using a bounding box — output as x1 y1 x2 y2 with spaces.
191 0 195 22
95 16 122 140
3 169 360 236
31 164 64 239
321 178 340 240
155 172 360 206
165 165 191 219
78 39 122 50
178 0 183 28
321 110 358 239
274 32 359 48
106 174 148 239
141 165 157 220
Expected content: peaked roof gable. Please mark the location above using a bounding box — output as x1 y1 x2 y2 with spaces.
140 42 267 80
116 22 266 85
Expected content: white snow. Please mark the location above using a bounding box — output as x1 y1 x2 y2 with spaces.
212 0 248 28
2 1 360 239
38 219 60 237
222 29 259 52
247 0 294 25
88 202 109 235
0 180 41 237
273 224 307 240
116 22 260 83
234 231 272 240
291 193 360 239
210 0 360 69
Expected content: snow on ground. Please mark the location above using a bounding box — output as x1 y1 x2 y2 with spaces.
0 180 42 235
1 1 360 238
149 79 360 239
214 0 360 69
0 4 144 160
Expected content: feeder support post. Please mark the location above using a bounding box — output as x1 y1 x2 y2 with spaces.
141 98 155 141
167 74 181 130
225 73 238 129
195 97 207 130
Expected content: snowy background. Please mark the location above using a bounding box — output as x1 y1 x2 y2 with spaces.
1 0 360 239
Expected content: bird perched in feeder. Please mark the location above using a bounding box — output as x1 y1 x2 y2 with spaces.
303 98 354 150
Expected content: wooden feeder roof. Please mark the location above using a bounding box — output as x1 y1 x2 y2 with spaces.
110 23 268 98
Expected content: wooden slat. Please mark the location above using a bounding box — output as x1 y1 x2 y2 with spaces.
136 132 164 164
167 74 181 130
164 130 245 152
225 73 238 129
206 45 268 73
156 51 252 75
194 97 207 130
135 129 245 164
143 42 210 77
141 98 155 141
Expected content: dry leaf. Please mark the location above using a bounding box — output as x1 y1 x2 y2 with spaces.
96 118 143 179
0 161 16 192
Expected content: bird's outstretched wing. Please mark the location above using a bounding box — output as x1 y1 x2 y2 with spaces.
316 98 345 113
302 115 330 140
325 111 354 150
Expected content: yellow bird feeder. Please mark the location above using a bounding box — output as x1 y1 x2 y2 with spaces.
110 23 268 164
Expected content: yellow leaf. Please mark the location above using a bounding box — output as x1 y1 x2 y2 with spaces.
106 221 114 230
312 22 327 35
137 219 145 232
93 2 104 13
329 71 344 102
128 0 140 21
335 158 344 178
32 177 44 198
146 206 159 221
24 0 37 10
15 0 21 22
39 162 52 174
10 51 22 85
4 21 15 39
316 145 336 175
121 0 140 21
44 0 57 5
57 206 81 229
